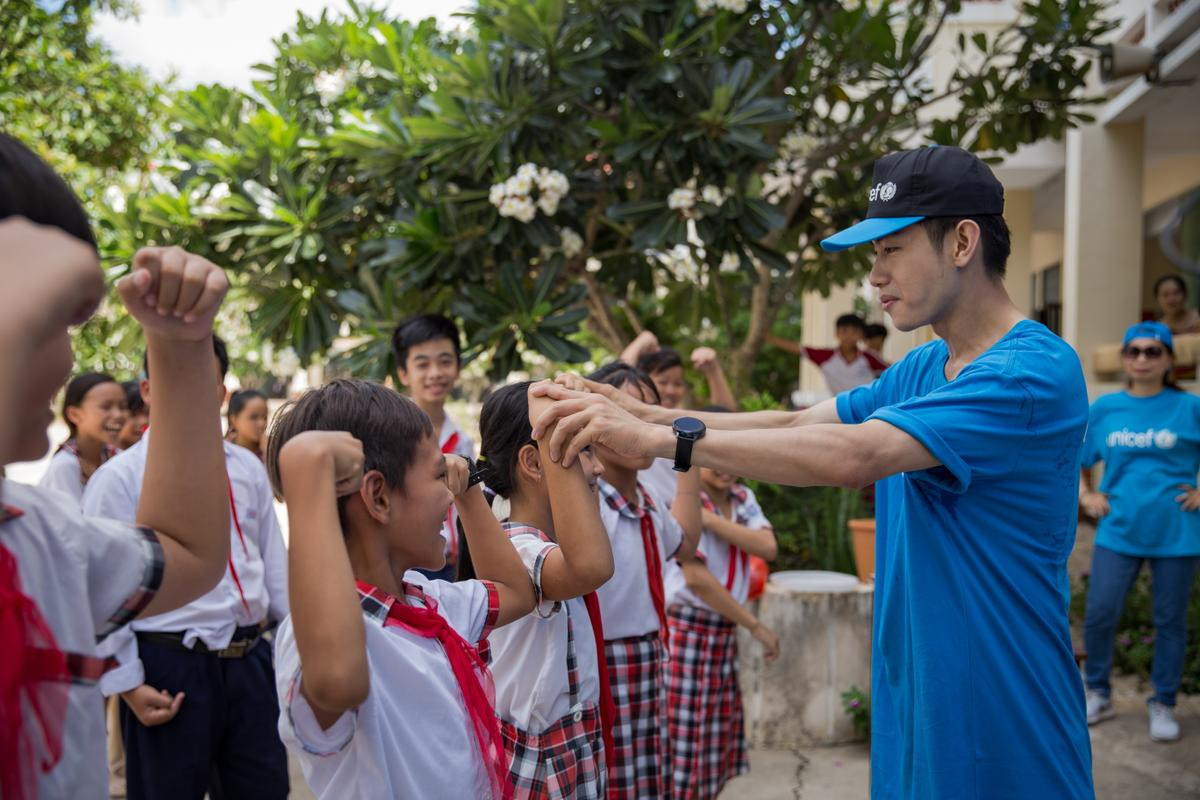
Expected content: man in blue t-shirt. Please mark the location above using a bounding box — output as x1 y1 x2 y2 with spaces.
533 145 1095 799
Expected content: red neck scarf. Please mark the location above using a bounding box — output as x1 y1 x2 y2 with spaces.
358 580 511 800
0 522 70 800
582 591 617 762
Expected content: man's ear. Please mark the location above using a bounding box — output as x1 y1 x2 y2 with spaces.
358 470 392 525
952 219 982 269
515 443 542 485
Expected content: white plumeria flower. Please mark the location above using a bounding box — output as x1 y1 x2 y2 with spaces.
719 251 741 273
103 185 127 213
271 347 302 379
512 197 537 223
516 163 540 181
668 187 697 210
586 257 603 273
701 185 726 206
506 174 533 197
489 183 506 207
560 228 584 258
313 68 349 105
538 194 560 217
654 284 670 300
148 171 179 198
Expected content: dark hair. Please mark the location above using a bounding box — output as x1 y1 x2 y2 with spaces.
835 314 866 332
587 361 662 405
1153 274 1187 298
919 215 1011 278
391 314 462 371
0 133 96 249
142 334 230 380
122 380 145 414
228 389 266 421
864 323 888 340
478 381 535 499
699 404 732 413
266 379 434 499
62 373 119 437
636 347 683 376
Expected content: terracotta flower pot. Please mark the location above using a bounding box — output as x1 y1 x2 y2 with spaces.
848 518 876 584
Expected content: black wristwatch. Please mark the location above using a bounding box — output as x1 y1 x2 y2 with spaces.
457 455 488 488
671 417 706 472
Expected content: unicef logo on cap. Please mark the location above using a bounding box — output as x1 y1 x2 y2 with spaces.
868 181 898 202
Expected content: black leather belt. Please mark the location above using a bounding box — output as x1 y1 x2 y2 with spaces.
137 623 264 659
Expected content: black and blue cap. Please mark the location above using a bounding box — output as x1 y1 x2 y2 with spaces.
820 145 1005 252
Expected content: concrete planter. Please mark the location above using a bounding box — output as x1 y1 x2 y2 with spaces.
739 571 873 747
848 518 876 584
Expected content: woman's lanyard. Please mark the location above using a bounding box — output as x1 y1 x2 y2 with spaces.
225 476 252 615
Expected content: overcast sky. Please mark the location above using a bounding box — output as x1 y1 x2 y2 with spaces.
94 0 468 89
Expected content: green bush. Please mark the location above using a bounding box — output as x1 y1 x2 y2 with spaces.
744 481 868 575
1070 569 1200 695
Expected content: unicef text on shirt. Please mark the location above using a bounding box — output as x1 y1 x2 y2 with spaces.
1106 428 1179 449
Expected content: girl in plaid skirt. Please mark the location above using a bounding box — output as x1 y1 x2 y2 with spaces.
584 363 702 800
664 419 781 800
476 381 617 799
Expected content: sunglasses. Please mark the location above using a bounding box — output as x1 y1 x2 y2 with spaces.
1122 345 1167 359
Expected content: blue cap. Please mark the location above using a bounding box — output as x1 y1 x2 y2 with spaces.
1123 321 1174 352
821 146 1005 252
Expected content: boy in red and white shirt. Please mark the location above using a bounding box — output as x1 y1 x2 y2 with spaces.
0 134 235 800
766 313 889 397
267 380 536 799
664 442 781 799
392 313 475 580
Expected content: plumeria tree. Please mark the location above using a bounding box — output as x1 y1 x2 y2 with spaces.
90 0 1113 390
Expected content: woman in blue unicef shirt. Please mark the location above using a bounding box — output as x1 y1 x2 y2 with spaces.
1080 320 1200 743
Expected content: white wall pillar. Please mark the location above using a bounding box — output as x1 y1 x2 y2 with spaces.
1062 122 1145 378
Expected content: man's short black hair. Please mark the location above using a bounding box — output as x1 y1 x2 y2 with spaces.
864 323 888 340
391 314 462 371
266 379 434 499
0 133 96 249
835 314 866 332
920 215 1011 278
587 361 662 406
143 335 229 379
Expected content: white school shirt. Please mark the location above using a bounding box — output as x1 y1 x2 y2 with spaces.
595 479 684 640
666 484 773 611
81 432 289 695
38 448 87 504
0 481 164 800
639 458 678 511
275 572 500 800
487 523 602 734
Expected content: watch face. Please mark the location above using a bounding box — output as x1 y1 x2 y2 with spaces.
673 416 705 437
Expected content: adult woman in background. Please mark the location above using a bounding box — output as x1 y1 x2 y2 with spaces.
1154 274 1200 335
1080 321 1200 742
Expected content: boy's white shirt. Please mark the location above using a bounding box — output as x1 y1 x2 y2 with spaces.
38 448 86 505
639 458 677 511
275 571 497 799
487 528 602 734
665 483 773 611
595 478 684 640
0 480 164 800
82 431 289 696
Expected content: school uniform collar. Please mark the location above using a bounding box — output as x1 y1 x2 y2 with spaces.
597 478 658 518
500 521 552 543
355 579 432 626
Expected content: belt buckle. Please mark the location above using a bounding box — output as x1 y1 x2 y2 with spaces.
218 637 254 659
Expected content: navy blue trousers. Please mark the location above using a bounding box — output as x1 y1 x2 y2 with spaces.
121 636 289 800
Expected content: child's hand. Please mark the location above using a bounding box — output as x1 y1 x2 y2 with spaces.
444 454 473 498
0 217 104 335
628 330 659 358
751 621 780 662
279 431 365 497
116 246 229 339
120 684 184 727
690 346 720 373
528 381 557 427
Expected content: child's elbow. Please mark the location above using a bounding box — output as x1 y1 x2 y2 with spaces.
305 663 369 714
577 558 615 595
760 537 779 562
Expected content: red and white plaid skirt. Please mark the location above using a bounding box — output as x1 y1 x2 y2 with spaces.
666 603 749 799
501 705 606 800
604 633 668 799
